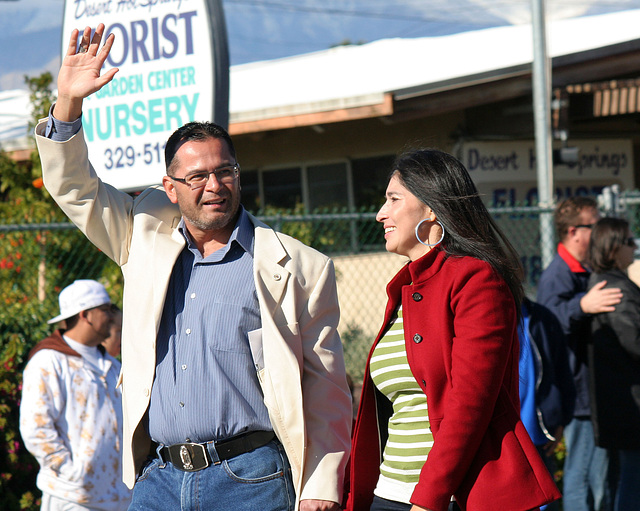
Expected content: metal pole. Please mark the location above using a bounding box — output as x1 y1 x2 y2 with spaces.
207 0 230 129
531 0 555 269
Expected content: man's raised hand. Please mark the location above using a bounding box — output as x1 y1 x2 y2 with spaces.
54 23 119 122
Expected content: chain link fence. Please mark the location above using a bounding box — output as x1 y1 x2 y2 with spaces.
3 189 637 509
3 190 638 383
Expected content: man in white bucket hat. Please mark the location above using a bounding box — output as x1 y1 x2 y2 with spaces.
20 280 132 510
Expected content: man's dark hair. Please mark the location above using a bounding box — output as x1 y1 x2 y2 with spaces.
164 122 236 176
554 196 598 242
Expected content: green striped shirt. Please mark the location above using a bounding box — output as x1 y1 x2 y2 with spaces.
370 306 433 504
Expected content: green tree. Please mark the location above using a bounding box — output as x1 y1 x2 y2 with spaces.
0 72 123 510
25 72 55 133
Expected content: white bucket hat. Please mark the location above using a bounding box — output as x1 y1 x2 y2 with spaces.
48 279 111 325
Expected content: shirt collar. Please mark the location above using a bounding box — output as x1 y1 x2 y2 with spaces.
234 207 255 256
557 242 588 273
178 206 254 259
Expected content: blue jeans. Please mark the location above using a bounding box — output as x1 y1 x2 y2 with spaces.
615 449 640 511
128 440 295 511
562 418 609 511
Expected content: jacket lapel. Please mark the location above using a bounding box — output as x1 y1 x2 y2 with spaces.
251 217 291 316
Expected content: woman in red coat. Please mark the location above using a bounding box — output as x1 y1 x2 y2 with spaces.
346 150 561 511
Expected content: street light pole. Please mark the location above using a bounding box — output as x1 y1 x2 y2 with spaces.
531 0 555 269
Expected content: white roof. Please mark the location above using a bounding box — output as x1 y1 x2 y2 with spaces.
230 8 640 123
0 89 33 150
3 8 640 148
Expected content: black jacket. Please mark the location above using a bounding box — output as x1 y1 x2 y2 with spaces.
589 269 640 449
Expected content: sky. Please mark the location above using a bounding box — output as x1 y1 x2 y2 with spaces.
1 0 640 91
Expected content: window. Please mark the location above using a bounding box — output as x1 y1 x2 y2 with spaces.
240 169 260 213
351 155 395 209
244 154 394 214
307 162 349 211
263 167 302 210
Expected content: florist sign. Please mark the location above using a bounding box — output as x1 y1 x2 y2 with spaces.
62 0 229 191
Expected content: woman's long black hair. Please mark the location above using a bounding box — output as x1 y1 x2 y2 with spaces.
391 149 524 308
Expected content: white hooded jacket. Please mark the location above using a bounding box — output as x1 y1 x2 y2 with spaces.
20 330 132 510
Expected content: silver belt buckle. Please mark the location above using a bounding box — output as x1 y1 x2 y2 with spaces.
177 442 209 471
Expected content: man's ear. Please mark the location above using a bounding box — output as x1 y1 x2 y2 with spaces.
162 176 179 204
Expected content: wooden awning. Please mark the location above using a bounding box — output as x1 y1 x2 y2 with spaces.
563 79 640 117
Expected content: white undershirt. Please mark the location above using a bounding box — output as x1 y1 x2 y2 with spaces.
63 335 107 374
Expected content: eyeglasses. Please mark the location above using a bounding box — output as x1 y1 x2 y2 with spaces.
625 237 637 247
171 164 240 190
574 223 595 230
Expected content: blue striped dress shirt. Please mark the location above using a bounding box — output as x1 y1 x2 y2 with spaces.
148 208 272 445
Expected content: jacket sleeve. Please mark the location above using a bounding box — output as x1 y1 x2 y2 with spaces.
537 262 588 337
35 120 134 266
19 352 73 478
603 279 640 361
410 264 517 510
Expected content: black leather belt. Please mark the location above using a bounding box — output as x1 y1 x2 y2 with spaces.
158 430 275 472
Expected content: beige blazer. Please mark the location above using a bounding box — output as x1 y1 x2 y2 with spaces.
35 121 352 506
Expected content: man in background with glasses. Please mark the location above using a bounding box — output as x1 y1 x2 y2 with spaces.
33 24 351 511
538 196 622 511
